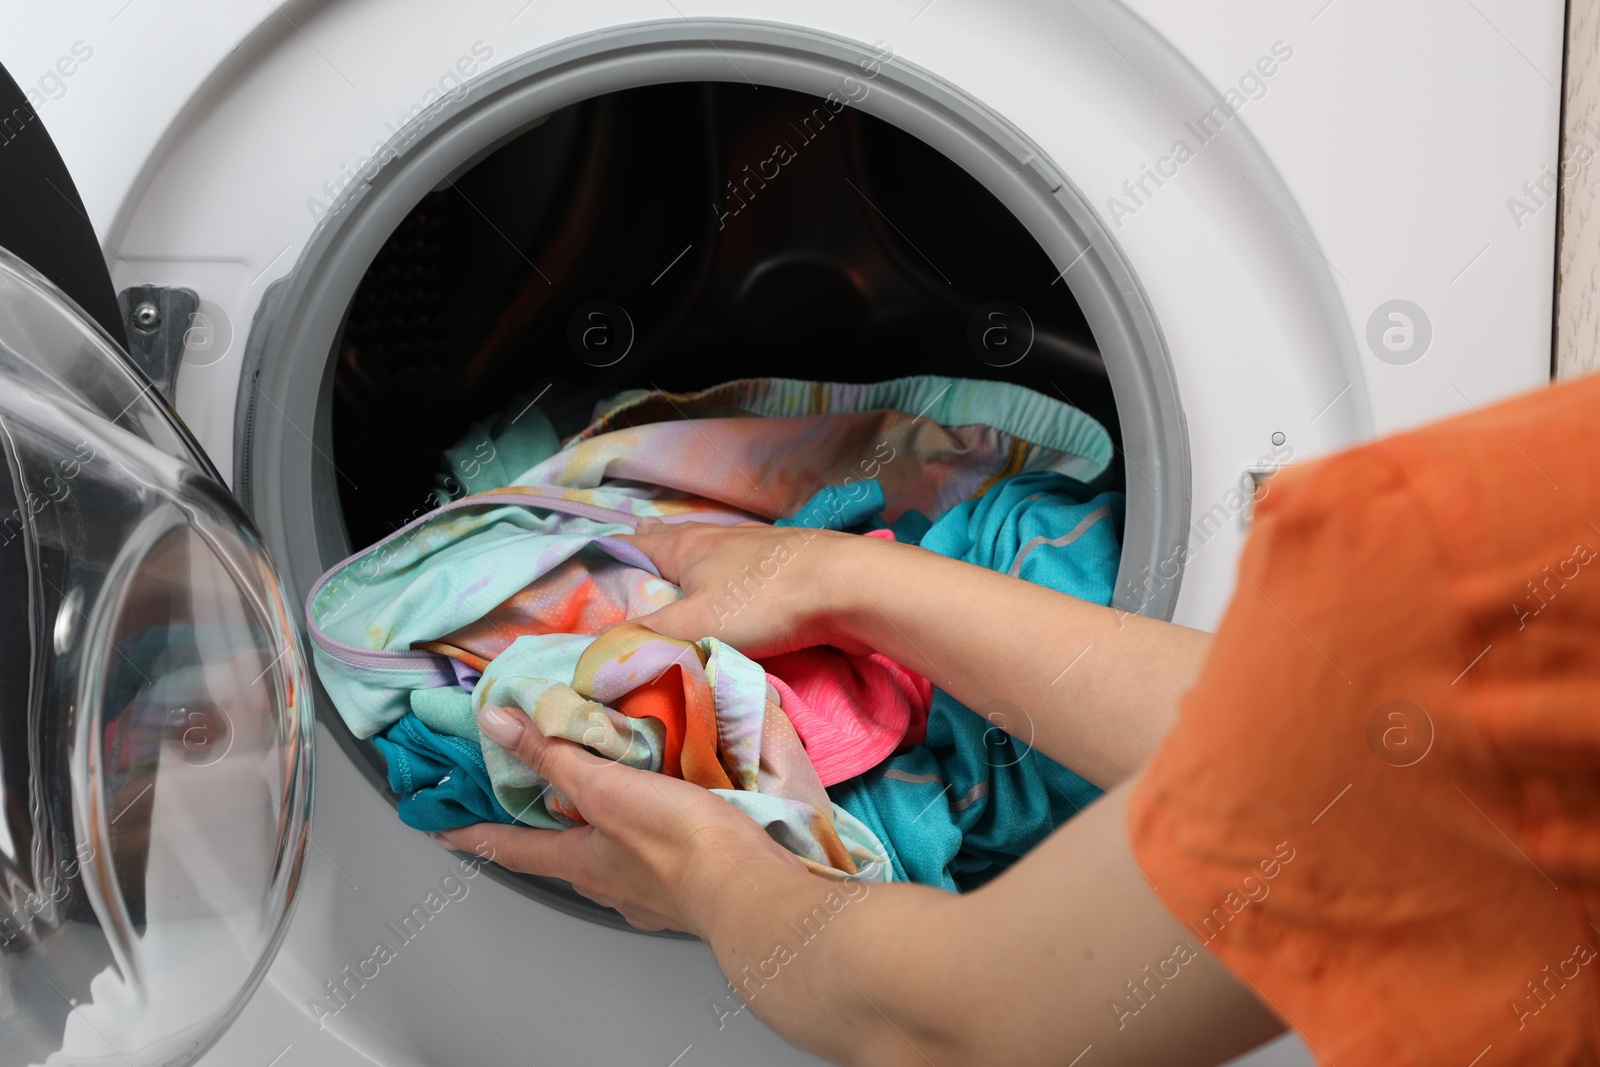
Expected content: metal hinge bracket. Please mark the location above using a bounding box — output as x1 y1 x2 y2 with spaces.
115 286 199 401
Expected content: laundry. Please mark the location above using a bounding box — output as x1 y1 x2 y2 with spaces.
369 619 891 877
813 471 1124 891
312 503 890 878
311 487 923 874
434 385 562 504
772 479 934 544
307 377 1118 884
373 712 515 830
378 641 936 807
464 624 889 877
311 494 693 740
504 375 1113 523
392 509 936 790
761 650 933 787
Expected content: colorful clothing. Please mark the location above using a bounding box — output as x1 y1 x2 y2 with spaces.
822 472 1122 891
468 624 886 879
512 375 1112 523
1129 374 1600 1066
307 377 1117 883
373 713 515 829
762 651 934 787
435 385 562 503
773 479 935 543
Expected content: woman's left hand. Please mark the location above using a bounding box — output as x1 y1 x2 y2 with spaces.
435 704 803 935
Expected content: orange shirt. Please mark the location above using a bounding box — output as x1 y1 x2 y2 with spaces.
1130 373 1600 1065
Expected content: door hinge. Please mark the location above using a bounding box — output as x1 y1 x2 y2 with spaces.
116 286 199 401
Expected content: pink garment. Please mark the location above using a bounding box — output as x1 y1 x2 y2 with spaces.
762 650 934 787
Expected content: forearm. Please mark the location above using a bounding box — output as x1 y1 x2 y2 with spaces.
623 520 1208 786
825 534 1209 787
693 780 1282 1067
697 863 963 1067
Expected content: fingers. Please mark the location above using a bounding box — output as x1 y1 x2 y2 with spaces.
612 522 683 581
476 705 616 801
435 822 576 877
615 520 771 579
434 822 677 931
631 596 717 643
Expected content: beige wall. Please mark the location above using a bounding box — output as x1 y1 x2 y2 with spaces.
1558 0 1600 379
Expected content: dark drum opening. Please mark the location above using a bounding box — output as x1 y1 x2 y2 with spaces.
329 81 1120 546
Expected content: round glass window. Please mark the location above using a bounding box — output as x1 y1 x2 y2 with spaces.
0 248 313 1067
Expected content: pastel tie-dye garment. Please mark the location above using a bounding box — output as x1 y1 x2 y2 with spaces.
441 376 1112 521
451 623 887 880
308 496 893 879
307 376 1115 882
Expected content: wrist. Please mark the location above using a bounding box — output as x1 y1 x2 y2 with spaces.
805 531 893 650
681 848 809 941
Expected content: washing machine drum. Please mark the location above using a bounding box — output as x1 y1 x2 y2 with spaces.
0 248 314 1066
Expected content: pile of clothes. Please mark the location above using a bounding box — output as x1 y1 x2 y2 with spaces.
307 376 1122 890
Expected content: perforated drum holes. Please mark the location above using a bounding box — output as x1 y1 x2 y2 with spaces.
566 301 634 367
1365 300 1432 366
966 301 1034 367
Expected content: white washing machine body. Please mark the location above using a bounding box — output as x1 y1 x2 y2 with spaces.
0 2 1564 1065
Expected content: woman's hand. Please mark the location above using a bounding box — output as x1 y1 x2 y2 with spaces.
436 705 805 934
624 513 1212 790
616 521 877 657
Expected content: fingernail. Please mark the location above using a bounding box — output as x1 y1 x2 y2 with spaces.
430 833 456 851
477 705 527 749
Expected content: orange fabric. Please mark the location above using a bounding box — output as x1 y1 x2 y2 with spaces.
615 672 687 779
411 556 636 669
614 665 732 791
1129 373 1600 1066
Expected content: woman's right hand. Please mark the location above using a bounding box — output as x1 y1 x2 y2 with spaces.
615 521 877 657
625 501 1214 791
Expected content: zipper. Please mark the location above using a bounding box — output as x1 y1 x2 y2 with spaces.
305 485 749 674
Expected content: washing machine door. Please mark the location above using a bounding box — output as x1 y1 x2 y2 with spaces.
0 243 315 1063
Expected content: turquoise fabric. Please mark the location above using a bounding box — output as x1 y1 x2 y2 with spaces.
310 378 1121 883
375 628 893 880
774 480 888 532
312 516 653 738
434 389 561 504
408 682 476 735
373 713 515 830
589 376 1115 484
772 478 932 543
824 472 1123 891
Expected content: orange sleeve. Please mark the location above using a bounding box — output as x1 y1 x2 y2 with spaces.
1128 374 1600 1066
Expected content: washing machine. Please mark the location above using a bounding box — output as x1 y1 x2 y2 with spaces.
0 1 1564 1065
